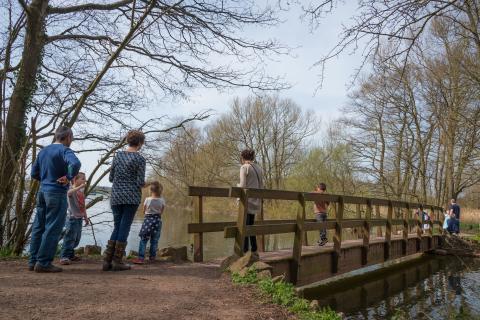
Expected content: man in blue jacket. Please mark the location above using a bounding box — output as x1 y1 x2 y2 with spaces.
29 126 81 272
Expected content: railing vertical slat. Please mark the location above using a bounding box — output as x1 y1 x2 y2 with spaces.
193 196 204 262
362 199 372 265
355 204 362 238
333 196 344 273
402 204 409 255
385 200 393 261
291 193 306 284
258 200 265 252
234 189 249 256
375 205 382 237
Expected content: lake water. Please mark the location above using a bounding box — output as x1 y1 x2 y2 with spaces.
305 256 480 319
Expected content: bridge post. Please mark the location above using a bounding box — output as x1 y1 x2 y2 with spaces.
355 204 362 239
402 204 409 255
375 205 382 237
258 200 265 252
384 200 393 261
361 199 371 265
416 205 422 252
332 196 344 273
193 196 204 262
291 193 306 284
234 189 249 257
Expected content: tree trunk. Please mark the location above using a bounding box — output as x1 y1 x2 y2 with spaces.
0 0 49 248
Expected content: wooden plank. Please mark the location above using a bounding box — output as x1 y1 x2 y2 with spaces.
342 195 368 205
333 196 344 273
230 187 300 200
375 205 382 237
291 194 306 284
391 219 405 225
355 203 362 239
392 201 409 209
371 198 390 206
234 189 249 256
188 221 236 233
402 204 409 255
258 200 265 252
193 196 204 262
385 200 393 261
303 193 340 203
370 219 387 227
362 199 372 265
188 186 230 197
225 223 298 238
189 219 316 234
341 220 364 228
303 220 337 231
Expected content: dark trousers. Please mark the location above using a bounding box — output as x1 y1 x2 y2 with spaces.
243 213 257 253
316 212 328 242
110 204 138 242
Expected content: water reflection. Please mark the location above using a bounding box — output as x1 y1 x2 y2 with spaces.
305 256 480 319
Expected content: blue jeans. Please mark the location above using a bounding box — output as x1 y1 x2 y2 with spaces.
110 204 138 242
138 220 162 259
60 218 83 259
29 191 68 267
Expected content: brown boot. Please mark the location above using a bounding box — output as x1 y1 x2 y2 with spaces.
102 240 115 271
112 241 131 271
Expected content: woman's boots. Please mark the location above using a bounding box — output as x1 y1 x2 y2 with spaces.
102 240 116 271
112 241 131 271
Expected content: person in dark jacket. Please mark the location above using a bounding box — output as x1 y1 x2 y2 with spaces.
103 130 146 271
29 126 81 273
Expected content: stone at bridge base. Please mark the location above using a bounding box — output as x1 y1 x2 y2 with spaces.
84 245 101 255
309 299 319 311
158 246 188 262
229 251 256 273
220 254 240 271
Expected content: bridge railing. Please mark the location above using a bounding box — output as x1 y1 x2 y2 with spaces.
188 186 444 282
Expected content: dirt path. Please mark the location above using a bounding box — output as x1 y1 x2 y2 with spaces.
0 258 291 320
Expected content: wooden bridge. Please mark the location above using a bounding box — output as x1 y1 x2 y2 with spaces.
187 186 445 286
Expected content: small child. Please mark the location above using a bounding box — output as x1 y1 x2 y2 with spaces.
60 172 89 265
313 182 329 246
443 209 450 231
132 182 165 264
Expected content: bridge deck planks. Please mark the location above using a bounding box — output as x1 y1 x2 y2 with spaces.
259 234 429 263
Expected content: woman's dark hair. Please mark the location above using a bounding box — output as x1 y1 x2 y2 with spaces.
240 149 255 161
126 130 145 147
150 181 163 195
54 126 73 142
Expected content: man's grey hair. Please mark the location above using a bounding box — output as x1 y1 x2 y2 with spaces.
54 126 73 142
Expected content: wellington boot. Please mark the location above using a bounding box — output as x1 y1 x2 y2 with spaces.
102 240 115 271
112 241 131 271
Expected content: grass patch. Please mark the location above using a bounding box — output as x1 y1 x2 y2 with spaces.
232 268 341 320
0 246 16 257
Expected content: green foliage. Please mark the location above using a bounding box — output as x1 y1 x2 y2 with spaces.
0 246 15 257
232 267 341 320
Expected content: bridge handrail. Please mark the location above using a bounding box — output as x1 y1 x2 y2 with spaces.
188 186 444 211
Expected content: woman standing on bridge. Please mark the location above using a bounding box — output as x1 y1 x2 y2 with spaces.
103 130 146 271
238 149 264 259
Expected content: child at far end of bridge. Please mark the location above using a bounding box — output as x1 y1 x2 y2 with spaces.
60 172 89 265
313 182 329 246
132 181 165 264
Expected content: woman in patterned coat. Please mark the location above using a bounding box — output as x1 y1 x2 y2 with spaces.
103 130 146 271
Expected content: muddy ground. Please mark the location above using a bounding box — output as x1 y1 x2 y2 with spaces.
0 258 292 320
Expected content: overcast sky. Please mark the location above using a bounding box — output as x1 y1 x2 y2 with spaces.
80 1 364 185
